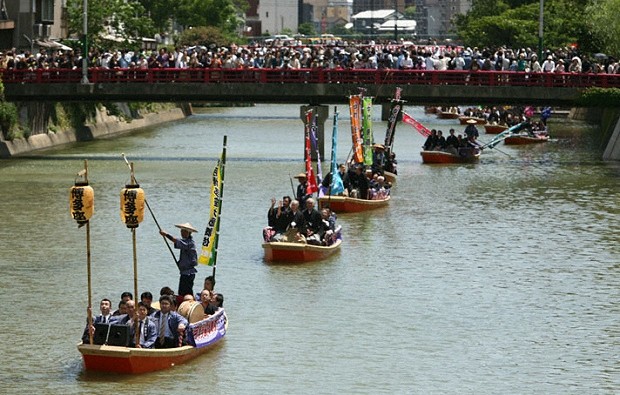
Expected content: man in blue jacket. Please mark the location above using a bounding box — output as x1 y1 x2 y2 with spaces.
160 222 198 298
152 295 189 348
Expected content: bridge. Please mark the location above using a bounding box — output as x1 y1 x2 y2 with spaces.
2 68 620 106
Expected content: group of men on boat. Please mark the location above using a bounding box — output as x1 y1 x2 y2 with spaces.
264 194 340 246
82 276 223 349
423 122 482 157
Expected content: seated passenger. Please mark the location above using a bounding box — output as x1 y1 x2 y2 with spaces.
152 295 188 349
282 200 305 243
129 302 158 349
423 129 438 150
302 198 323 245
140 291 157 316
372 176 390 200
81 298 113 343
110 300 136 325
195 275 215 301
112 291 133 316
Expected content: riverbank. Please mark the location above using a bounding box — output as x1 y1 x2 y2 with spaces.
0 103 191 158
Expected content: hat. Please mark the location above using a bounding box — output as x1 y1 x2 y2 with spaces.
175 222 198 233
293 173 307 179
372 143 385 150
466 119 477 124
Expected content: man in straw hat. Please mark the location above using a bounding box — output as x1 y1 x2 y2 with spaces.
160 223 198 298
464 118 480 142
293 172 312 209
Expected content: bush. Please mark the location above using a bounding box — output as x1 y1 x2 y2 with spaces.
0 101 18 140
578 87 620 108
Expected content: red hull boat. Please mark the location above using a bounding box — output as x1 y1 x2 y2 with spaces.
318 195 390 213
262 239 342 263
436 111 461 119
504 133 549 145
420 149 480 164
78 309 228 374
484 124 509 134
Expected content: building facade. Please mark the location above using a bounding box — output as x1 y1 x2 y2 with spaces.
413 0 471 39
258 0 299 35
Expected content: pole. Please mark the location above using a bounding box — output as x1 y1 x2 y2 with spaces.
211 135 227 280
84 159 93 345
538 0 544 61
81 0 89 84
121 153 177 264
132 227 139 347
393 0 397 41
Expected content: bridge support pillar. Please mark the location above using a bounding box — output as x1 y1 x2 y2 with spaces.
300 104 329 161
603 113 620 161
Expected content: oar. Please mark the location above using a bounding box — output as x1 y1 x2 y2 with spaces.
121 153 178 265
477 138 513 158
288 173 296 197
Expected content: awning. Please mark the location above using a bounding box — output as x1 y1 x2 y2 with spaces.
35 39 73 51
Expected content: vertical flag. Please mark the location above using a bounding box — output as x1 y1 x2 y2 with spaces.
309 113 323 184
329 107 344 195
304 111 318 195
349 95 364 164
362 96 374 166
384 87 403 150
199 157 222 266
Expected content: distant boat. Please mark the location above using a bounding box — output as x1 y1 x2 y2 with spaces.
459 116 486 125
262 239 342 263
318 195 390 213
384 170 397 184
436 110 461 119
484 123 509 134
420 148 481 164
78 309 228 374
504 132 549 145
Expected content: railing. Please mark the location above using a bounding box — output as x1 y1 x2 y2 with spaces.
2 68 620 89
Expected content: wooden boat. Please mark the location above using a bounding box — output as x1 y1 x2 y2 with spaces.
484 123 509 134
318 195 390 213
459 116 486 125
424 106 439 114
420 148 481 164
78 309 228 374
384 170 397 184
436 111 461 119
504 132 549 145
262 239 342 263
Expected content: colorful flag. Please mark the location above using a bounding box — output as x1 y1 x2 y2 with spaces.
384 101 403 149
402 112 432 137
309 113 323 184
329 108 344 195
362 96 374 166
304 111 318 195
199 156 223 266
349 95 364 164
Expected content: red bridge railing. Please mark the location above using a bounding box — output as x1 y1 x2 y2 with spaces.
1 68 620 89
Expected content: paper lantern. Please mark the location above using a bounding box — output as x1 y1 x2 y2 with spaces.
120 184 145 228
69 182 94 225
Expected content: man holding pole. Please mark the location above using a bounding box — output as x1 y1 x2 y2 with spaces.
159 222 198 298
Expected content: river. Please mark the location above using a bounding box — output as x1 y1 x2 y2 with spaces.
0 104 618 394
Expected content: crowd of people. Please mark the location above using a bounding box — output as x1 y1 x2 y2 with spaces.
2 39 617 76
82 276 223 349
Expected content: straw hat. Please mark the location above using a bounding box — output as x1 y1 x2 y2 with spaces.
372 143 385 150
175 222 198 233
466 119 477 124
293 173 307 179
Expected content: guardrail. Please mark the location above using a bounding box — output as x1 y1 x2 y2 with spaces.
1 68 620 89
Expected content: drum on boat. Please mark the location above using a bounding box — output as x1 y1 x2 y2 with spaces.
177 301 205 323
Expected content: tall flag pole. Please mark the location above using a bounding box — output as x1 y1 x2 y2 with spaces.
304 110 318 195
199 135 227 282
309 113 323 184
329 107 345 196
362 96 374 166
348 95 364 164
384 87 403 151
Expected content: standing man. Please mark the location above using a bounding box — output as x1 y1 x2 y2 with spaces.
160 222 198 298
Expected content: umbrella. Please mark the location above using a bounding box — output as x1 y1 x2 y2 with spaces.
594 53 608 61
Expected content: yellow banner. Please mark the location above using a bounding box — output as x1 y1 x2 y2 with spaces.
198 158 222 266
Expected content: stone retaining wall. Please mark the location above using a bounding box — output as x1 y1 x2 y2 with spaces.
0 104 190 158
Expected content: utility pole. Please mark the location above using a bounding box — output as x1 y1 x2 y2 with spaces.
81 0 89 84
538 0 544 60
393 0 397 41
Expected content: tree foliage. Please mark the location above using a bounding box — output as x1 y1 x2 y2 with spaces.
586 0 620 57
67 0 155 48
176 26 230 48
174 0 240 33
455 0 592 50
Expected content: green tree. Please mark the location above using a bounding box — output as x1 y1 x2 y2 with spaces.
403 6 416 19
586 0 620 57
298 22 316 36
174 0 240 33
137 0 174 32
67 0 155 48
176 26 230 48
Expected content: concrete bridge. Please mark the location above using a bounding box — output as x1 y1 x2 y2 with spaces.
3 68 619 106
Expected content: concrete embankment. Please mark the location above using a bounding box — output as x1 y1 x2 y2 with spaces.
0 103 192 158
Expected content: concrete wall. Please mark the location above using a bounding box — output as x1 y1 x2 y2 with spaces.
0 104 191 157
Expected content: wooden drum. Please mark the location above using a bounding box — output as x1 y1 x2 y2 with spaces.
177 301 205 323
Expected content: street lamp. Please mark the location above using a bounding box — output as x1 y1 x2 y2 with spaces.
538 0 544 60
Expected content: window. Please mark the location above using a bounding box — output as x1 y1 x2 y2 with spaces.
37 0 54 23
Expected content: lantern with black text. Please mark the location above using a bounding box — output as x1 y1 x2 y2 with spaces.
120 184 145 228
69 181 94 226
